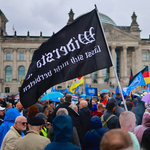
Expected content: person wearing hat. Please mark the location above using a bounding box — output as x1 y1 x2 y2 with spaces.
36 112 51 137
0 106 5 125
101 101 119 129
14 116 50 150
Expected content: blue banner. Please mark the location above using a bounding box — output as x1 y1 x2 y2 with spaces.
85 87 98 98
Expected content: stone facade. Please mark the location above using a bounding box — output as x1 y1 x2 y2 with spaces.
0 9 150 94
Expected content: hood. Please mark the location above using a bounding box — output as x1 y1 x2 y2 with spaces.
4 108 18 123
90 116 102 129
82 107 91 115
53 115 73 142
142 112 150 127
92 104 97 111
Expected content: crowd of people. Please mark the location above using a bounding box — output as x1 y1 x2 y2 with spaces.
0 91 150 150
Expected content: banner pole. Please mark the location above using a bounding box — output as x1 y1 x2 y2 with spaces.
94 5 128 111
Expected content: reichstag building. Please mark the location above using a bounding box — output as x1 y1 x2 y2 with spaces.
0 9 150 95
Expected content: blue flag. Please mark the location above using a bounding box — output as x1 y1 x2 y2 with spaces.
126 72 146 93
113 86 119 98
84 83 88 94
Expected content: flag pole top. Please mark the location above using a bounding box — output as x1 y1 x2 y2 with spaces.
94 4 98 12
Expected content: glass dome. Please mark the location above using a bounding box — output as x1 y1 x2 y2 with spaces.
99 12 116 26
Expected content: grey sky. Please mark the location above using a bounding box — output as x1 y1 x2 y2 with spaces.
1 0 150 38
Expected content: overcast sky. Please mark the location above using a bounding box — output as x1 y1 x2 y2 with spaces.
1 0 150 39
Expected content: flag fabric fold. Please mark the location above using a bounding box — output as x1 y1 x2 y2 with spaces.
128 68 133 86
20 9 112 108
126 72 146 94
70 77 83 93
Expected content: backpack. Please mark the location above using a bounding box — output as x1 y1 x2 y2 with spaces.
101 114 116 128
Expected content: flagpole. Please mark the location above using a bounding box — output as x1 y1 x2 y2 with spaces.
95 5 128 111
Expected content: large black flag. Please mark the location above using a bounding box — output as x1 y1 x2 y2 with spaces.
20 9 112 108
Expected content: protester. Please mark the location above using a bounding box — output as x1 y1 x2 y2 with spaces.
0 106 5 125
108 97 125 117
47 108 81 148
1 116 26 150
76 97 84 110
101 93 108 105
51 94 72 120
45 106 53 123
126 101 133 111
5 103 12 113
0 108 21 147
92 103 105 118
14 116 50 150
141 127 150 150
135 112 150 144
100 129 133 150
115 93 122 106
48 102 55 112
101 101 119 129
45 115 81 150
0 97 7 107
68 104 82 143
35 97 44 113
82 116 109 150
79 100 92 140
119 111 140 150
132 97 145 126
27 104 39 118
14 101 24 116
36 112 51 137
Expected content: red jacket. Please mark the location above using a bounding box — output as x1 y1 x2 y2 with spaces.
92 111 103 118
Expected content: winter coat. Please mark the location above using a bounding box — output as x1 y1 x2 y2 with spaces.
0 108 20 147
67 106 82 142
103 110 119 129
45 115 81 150
108 98 125 117
14 130 50 150
82 116 109 150
47 125 81 148
1 126 22 150
135 112 150 144
141 127 150 150
79 107 92 140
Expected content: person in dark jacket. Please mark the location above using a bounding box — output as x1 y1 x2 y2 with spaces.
79 100 92 140
44 115 81 150
68 104 82 143
108 98 125 117
51 94 72 120
141 127 150 150
82 116 109 150
102 101 119 129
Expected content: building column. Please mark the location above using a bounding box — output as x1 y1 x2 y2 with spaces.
123 45 128 83
110 45 116 84
97 70 104 84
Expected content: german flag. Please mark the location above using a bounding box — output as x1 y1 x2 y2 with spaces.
142 66 150 85
129 66 150 86
128 68 133 86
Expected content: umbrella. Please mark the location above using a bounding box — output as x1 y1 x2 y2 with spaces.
100 89 110 93
141 93 150 104
141 90 146 93
40 92 64 101
12 94 19 100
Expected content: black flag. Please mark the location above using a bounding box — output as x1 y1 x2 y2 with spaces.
20 9 112 108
